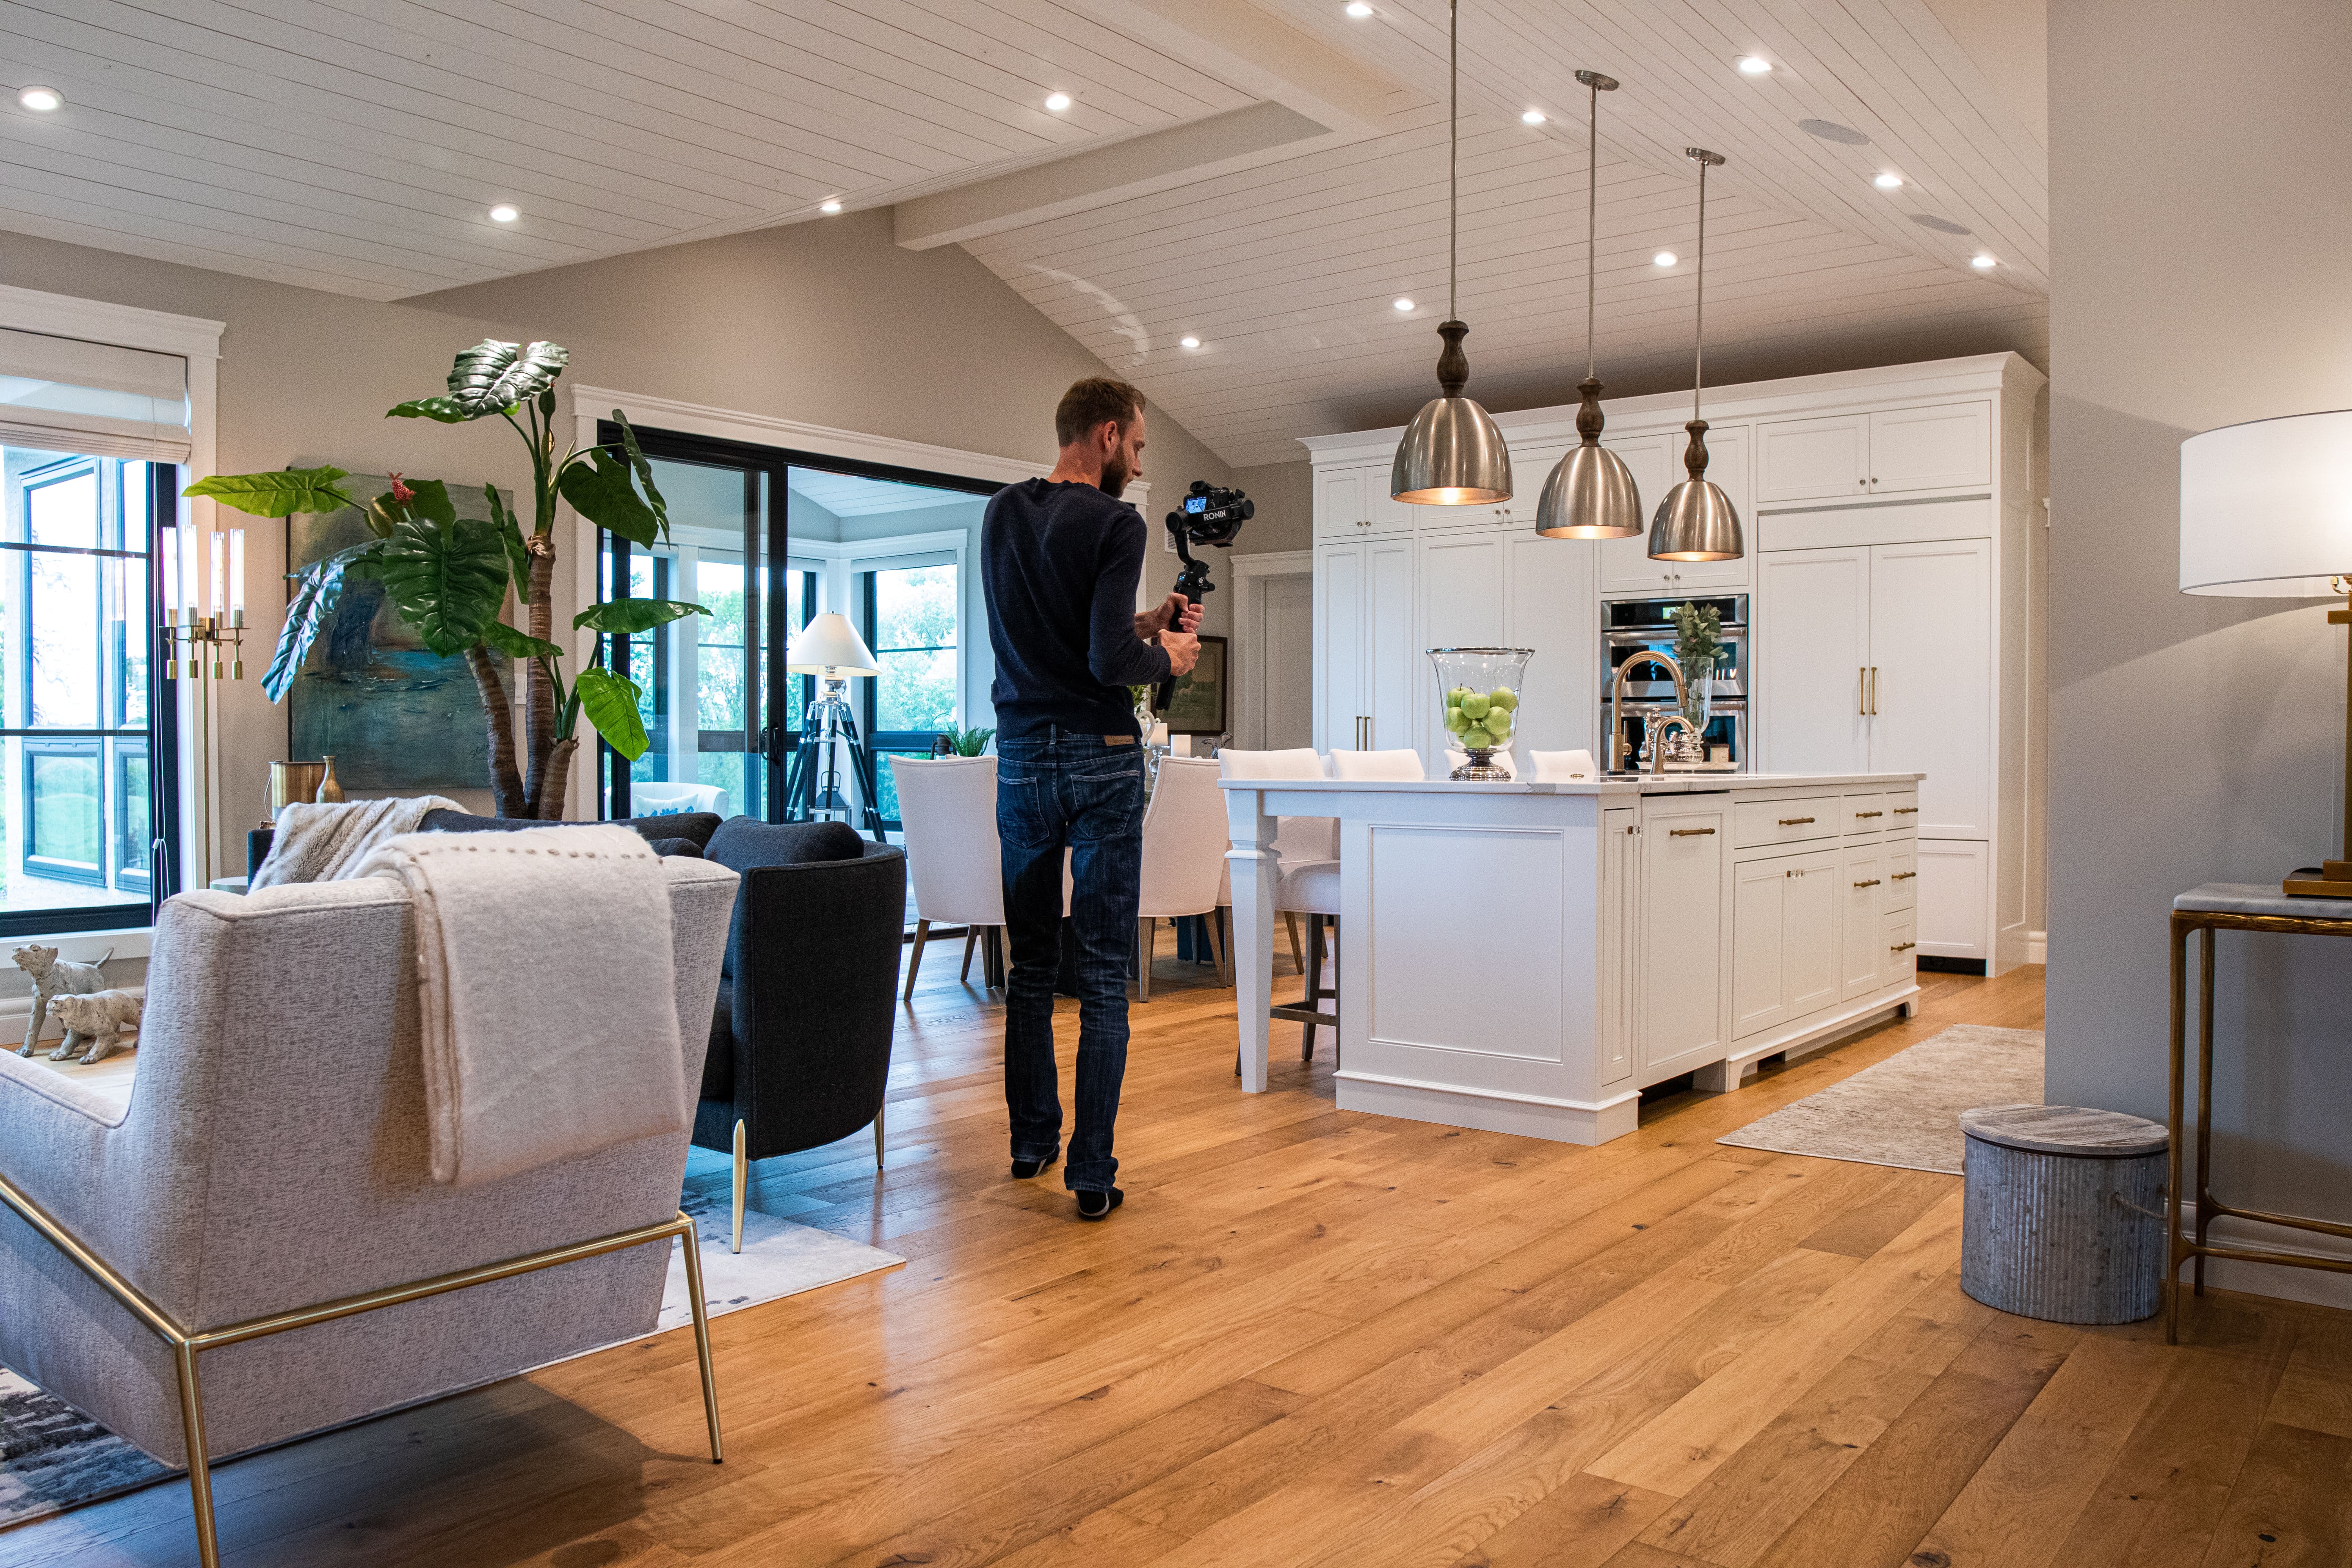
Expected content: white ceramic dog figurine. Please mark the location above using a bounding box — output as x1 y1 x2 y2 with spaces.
49 989 142 1066
12 944 111 1058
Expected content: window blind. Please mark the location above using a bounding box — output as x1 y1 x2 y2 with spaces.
0 327 190 463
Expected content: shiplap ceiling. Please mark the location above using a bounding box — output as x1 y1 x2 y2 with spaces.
0 0 2046 468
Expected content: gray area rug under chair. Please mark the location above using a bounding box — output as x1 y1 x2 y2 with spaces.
1715 1023 2045 1174
0 1198 900 1532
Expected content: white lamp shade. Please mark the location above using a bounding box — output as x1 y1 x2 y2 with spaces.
785 611 879 675
2180 410 2352 597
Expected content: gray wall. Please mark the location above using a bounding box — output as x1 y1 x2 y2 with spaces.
0 209 1234 860
1230 461 1315 557
2048 0 2352 1299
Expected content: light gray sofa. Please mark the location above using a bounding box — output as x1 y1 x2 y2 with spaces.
0 857 737 1554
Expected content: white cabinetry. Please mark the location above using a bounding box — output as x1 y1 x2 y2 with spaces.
1314 537 1417 753
1638 801 1725 1080
1730 848 1838 1041
1315 463 1414 541
1504 530 1596 759
1598 426 1751 595
1756 400 1992 504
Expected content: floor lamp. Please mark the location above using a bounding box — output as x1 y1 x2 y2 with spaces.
784 612 886 839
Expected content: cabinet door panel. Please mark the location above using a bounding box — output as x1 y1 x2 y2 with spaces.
1316 466 1368 543
1869 540 1991 838
1417 530 1508 767
1596 433 1678 594
1366 539 1417 754
1504 529 1595 759
1757 413 1869 503
1640 808 1725 1080
1599 807 1639 1087
1731 857 1790 1039
1755 548 1871 776
1915 840 1988 962
1869 402 1991 494
1368 466 1417 535
1315 543 1365 754
1784 849 1841 1018
1885 909 1919 981
1840 844 1887 998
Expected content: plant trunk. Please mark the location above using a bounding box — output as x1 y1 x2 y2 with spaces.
519 503 560 817
534 737 577 820
466 644 527 817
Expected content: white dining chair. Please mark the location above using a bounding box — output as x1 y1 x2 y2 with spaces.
1133 756 1232 1000
1328 748 1427 781
1217 748 1343 1062
1214 748 1334 974
890 756 1005 1000
1528 749 1601 782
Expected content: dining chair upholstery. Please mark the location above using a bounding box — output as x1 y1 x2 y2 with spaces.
1328 749 1427 781
1133 756 1231 999
891 755 1007 999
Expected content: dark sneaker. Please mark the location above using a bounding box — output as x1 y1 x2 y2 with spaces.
1076 1188 1124 1221
1011 1145 1060 1179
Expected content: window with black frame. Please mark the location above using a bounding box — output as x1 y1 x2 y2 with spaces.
860 559 958 829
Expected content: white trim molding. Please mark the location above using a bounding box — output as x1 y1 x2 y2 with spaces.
2026 929 2047 964
0 283 224 362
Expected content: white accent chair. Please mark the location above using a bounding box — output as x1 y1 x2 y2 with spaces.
1529 749 1601 782
0 858 740 1568
1328 748 1428 781
1217 748 1343 1061
1134 756 1230 1000
891 755 1006 999
633 780 730 817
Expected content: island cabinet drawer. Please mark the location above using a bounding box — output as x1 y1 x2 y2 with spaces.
1886 789 1921 828
1885 910 1919 981
1885 844 1918 911
1841 792 1888 833
1734 795 1837 849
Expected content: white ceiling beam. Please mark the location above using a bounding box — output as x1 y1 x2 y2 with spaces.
1067 0 1401 136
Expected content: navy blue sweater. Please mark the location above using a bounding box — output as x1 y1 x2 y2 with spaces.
982 478 1171 740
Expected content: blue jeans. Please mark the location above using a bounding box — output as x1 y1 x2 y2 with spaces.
998 728 1146 1192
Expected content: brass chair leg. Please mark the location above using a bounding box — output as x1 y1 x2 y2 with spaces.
1303 915 1324 1061
959 929 977 983
1137 918 1154 1003
174 1342 221 1568
731 1119 748 1255
873 1103 886 1171
1284 911 1303 974
902 918 930 1002
675 1213 724 1463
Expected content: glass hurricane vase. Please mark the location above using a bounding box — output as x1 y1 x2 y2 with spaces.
1430 647 1534 781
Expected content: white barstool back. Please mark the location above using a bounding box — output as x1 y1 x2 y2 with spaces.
1328 749 1426 781
1528 749 1601 782
891 755 1004 999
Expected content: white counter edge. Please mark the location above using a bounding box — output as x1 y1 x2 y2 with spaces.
1218 773 1926 796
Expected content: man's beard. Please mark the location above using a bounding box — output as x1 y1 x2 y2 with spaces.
1099 452 1132 496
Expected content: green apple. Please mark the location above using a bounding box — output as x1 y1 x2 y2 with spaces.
1488 686 1519 711
1459 693 1492 720
1462 726 1494 750
1444 706 1471 734
1483 708 1514 740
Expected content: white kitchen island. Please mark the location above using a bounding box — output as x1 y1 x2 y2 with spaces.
1222 771 1926 1144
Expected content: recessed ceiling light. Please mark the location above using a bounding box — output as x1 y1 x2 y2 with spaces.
1653 250 1677 267
1521 109 1545 125
1345 2 1374 15
1392 297 1414 312
1970 254 1997 269
18 85 61 113
1044 92 1072 113
488 204 519 223
1736 56 1771 75
1179 335 1201 348
819 199 842 214
1873 173 1904 190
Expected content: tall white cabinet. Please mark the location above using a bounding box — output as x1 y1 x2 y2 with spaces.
1302 352 2044 975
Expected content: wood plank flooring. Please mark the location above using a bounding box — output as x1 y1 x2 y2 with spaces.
11 942 2350 1568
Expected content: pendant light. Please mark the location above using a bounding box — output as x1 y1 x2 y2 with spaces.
1535 70 1643 540
1649 148 1745 562
1391 0 1512 506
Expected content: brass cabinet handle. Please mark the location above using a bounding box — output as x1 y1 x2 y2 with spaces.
1853 878 1880 888
1855 810 1883 819
1669 827 1717 837
1891 871 1917 881
1890 941 1916 953
1893 806 1918 815
1784 866 1811 878
1858 667 1866 717
1778 816 1815 826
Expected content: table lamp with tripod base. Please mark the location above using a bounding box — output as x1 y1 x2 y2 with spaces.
2180 410 2352 897
782 612 887 842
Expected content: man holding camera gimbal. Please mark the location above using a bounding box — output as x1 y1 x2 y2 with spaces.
981 378 1201 1221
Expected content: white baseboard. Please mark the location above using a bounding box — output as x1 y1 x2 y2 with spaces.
2026 929 2047 964
2176 1201 2352 1312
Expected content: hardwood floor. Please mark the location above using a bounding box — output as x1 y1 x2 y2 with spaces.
12 942 2350 1567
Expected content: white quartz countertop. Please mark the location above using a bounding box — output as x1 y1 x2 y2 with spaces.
1218 771 1924 796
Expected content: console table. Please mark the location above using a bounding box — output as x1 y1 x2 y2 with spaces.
2168 882 2352 1342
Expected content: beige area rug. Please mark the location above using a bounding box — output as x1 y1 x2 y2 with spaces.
1715 1024 2045 1175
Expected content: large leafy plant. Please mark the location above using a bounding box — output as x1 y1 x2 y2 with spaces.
187 339 703 819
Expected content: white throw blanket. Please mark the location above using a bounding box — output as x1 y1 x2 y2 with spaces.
354 824 688 1188
250 796 463 888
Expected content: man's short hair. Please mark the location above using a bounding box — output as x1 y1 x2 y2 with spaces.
1055 377 1145 447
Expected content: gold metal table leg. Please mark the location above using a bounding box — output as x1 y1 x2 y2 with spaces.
2195 925 2217 1296
676 1216 724 1464
174 1341 221 1568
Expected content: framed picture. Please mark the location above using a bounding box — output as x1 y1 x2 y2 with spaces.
1162 634 1228 735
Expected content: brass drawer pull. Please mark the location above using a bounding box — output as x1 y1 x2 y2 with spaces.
1890 941 1916 953
1893 806 1918 815
1778 816 1815 826
1891 871 1916 881
1853 878 1880 888
1854 810 1883 819
1669 827 1717 837
1784 866 1811 878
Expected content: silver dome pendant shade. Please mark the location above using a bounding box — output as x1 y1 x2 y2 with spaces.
1536 70 1643 539
1392 0 1512 506
1649 148 1746 563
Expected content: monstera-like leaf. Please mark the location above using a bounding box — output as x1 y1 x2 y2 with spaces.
574 597 706 634
481 620 562 661
485 482 531 589
573 666 650 760
183 466 357 518
372 514 510 657
390 339 569 422
262 540 383 702
557 445 662 546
